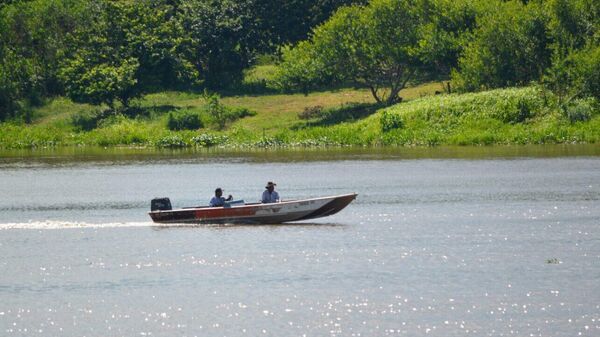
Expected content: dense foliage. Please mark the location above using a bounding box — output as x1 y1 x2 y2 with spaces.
1 0 598 122
278 0 598 105
278 0 428 105
0 0 360 120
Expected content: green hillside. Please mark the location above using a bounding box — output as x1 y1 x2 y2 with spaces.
1 85 597 149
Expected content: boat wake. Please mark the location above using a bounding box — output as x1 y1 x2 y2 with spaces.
0 220 344 230
1 221 160 230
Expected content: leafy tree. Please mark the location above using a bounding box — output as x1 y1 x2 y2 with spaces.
275 42 332 95
60 57 140 111
58 1 139 111
178 0 366 89
0 0 89 100
543 46 600 105
59 0 196 112
0 51 22 120
417 0 481 91
0 47 42 121
278 0 430 105
452 1 552 91
180 0 261 89
255 0 366 46
124 1 197 90
546 0 599 56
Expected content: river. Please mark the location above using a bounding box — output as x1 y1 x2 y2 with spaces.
0 145 599 336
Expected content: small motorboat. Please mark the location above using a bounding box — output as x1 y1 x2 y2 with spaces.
148 193 357 224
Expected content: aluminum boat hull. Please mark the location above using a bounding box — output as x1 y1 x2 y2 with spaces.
148 193 357 224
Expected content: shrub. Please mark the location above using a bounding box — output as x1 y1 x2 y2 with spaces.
155 135 188 148
202 90 256 129
564 99 595 123
380 110 404 132
515 99 532 123
191 133 228 147
167 110 203 130
227 106 256 120
298 105 325 120
71 109 103 131
495 97 536 124
203 91 227 129
255 137 286 148
452 1 550 91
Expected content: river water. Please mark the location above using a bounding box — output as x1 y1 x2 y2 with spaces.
0 146 599 336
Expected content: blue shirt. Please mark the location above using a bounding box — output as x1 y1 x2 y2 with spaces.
261 190 280 203
209 196 226 207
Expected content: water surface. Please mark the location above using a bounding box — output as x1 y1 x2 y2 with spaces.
1 146 599 336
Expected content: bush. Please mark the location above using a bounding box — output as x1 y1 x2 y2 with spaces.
227 106 256 120
565 99 595 123
71 109 103 131
155 135 188 148
495 96 537 124
380 110 404 132
167 110 203 130
202 90 256 129
298 105 325 120
452 1 550 91
544 46 600 104
203 91 227 129
191 133 228 147
515 99 532 123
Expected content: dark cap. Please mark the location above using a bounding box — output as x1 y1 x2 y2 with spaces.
265 181 276 188
215 187 223 193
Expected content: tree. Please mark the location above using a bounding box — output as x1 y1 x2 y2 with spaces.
543 46 600 104
0 46 43 122
179 0 262 89
451 1 552 91
60 57 140 111
546 0 599 57
417 0 481 91
58 1 140 111
277 0 429 105
59 0 196 112
0 0 89 99
254 0 366 46
0 50 22 120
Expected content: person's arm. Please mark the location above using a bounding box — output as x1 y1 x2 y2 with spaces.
273 191 280 202
261 190 268 203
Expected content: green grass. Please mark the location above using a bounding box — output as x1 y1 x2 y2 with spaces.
334 86 600 146
1 82 599 149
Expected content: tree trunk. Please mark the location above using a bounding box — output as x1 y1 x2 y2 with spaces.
385 86 402 106
369 86 383 104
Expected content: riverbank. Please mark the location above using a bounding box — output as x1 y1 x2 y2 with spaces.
2 145 600 169
1 84 598 149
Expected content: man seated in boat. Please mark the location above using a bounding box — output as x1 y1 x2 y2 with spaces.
209 187 233 207
261 181 280 203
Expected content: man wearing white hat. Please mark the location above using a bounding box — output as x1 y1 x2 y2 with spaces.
261 181 280 203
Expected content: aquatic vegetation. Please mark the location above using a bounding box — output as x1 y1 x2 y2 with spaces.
191 133 228 147
154 135 188 148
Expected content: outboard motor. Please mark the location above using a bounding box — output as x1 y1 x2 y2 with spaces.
151 197 172 211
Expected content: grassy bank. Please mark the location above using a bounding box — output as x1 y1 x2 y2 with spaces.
1 84 598 149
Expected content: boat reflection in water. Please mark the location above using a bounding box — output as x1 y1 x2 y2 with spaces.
148 193 357 224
